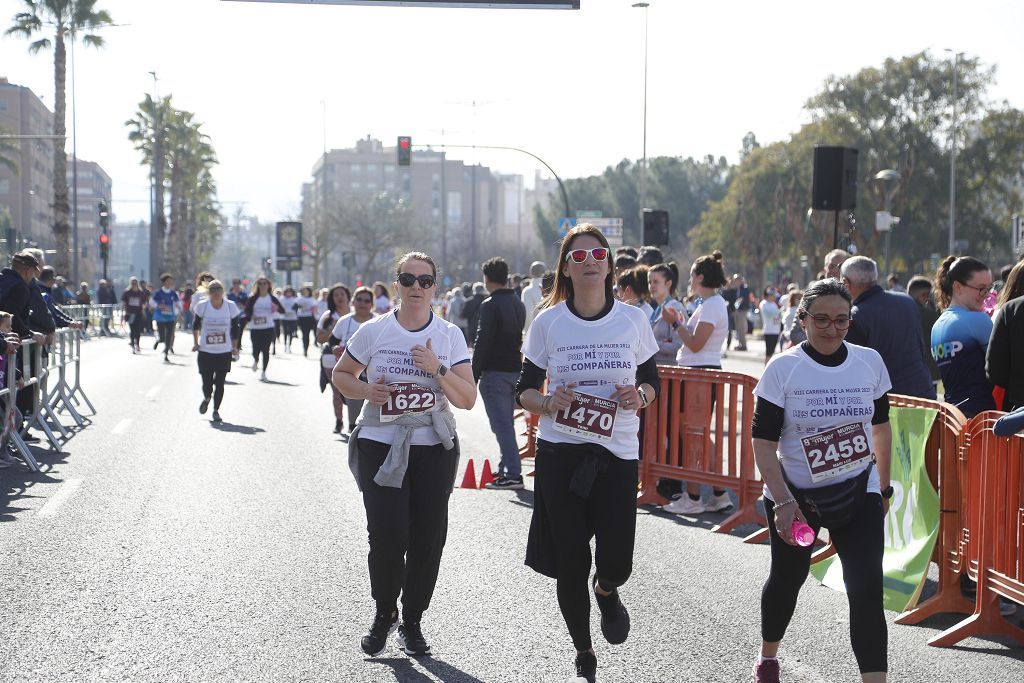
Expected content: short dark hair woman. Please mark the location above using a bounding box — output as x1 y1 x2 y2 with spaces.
751 278 892 682
333 251 477 659
517 223 660 682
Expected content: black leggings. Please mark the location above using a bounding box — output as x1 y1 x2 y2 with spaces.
200 368 227 410
298 316 315 354
157 321 175 352
357 437 460 622
250 328 274 370
535 444 638 652
762 493 887 674
128 313 145 346
764 334 779 361
282 319 298 343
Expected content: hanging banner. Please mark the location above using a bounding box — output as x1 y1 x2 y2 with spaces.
810 406 940 613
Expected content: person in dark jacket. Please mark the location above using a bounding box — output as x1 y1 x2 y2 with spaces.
987 260 1024 411
97 279 117 336
841 256 935 399
472 257 527 489
460 283 486 346
36 266 81 330
0 252 49 440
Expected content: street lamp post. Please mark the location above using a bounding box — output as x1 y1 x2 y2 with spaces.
945 49 960 255
633 2 650 234
872 169 902 278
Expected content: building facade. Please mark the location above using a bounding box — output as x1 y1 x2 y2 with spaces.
0 77 55 259
66 157 112 285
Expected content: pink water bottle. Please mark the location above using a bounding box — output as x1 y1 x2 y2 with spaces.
791 520 816 547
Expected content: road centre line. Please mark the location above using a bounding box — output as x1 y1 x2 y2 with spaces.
36 478 83 519
164 369 174 378
145 385 162 399
111 418 132 435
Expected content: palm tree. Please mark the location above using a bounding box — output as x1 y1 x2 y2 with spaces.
165 110 217 278
126 94 170 276
6 0 113 276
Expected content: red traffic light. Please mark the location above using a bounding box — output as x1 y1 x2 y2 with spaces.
399 138 410 149
99 233 110 245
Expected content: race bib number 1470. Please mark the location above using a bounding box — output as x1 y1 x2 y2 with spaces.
551 391 617 444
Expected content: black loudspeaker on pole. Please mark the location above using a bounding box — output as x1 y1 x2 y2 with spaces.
812 145 858 248
642 209 669 246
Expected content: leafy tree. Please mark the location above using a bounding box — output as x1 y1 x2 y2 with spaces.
333 192 423 285
126 94 171 276
6 0 113 275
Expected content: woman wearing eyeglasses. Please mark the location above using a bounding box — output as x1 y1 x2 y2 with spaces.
517 224 659 683
323 285 375 437
333 252 476 659
930 255 996 417
242 278 286 382
751 278 892 683
659 250 734 516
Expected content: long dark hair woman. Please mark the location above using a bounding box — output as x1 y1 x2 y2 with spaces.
243 277 285 382
517 223 660 682
751 278 892 683
333 252 476 659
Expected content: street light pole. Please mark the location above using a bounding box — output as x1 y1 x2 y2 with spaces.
945 49 959 255
633 2 650 234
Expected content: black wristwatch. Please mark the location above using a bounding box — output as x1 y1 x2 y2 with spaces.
881 485 894 500
434 363 448 378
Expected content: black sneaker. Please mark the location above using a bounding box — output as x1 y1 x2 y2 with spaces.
360 610 398 657
396 621 431 656
211 411 222 423
573 650 597 682
333 419 342 434
199 398 210 415
486 475 525 490
593 575 630 644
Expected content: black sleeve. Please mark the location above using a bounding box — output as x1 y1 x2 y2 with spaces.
471 299 496 382
635 356 660 401
515 358 547 407
751 396 785 441
986 306 1009 388
193 315 202 331
872 393 890 425
328 334 342 349
230 316 242 340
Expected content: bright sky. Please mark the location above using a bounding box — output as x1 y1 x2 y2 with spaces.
2 0 1022 225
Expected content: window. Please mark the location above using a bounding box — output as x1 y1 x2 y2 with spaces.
384 164 395 174
0 179 9 194
350 163 361 174
364 164 376 176
401 174 411 193
447 191 462 224
365 182 377 192
0 101 7 112
351 181 361 190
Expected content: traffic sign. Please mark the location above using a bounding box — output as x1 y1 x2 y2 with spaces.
276 257 302 272
558 217 576 238
577 210 603 219
558 216 623 247
276 222 303 259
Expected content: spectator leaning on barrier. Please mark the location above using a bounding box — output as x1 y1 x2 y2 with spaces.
0 252 48 441
986 259 1024 412
840 256 935 400
521 260 547 332
472 256 527 490
36 266 81 331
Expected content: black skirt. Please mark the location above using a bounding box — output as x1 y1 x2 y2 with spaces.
197 350 233 374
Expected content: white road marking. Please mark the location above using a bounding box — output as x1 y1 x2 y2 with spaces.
145 385 162 399
164 369 174 378
111 418 132 435
36 478 83 519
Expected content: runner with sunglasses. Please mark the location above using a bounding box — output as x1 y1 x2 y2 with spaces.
517 224 659 683
751 278 892 683
242 278 286 382
191 280 241 424
333 252 476 659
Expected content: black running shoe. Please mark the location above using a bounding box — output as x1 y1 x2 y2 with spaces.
396 621 431 656
574 650 597 682
593 575 630 644
199 398 210 415
360 610 398 657
211 411 222 423
333 419 342 434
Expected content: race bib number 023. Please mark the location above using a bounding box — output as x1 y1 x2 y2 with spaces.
381 383 436 423
800 422 871 483
205 331 226 346
552 391 617 444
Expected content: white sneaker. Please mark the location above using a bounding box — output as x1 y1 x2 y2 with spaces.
260 371 267 382
705 492 734 512
251 360 258 371
662 496 705 515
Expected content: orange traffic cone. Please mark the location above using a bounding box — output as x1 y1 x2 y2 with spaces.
479 460 496 488
460 459 479 489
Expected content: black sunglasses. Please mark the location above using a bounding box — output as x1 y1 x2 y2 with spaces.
353 296 373 304
398 273 436 289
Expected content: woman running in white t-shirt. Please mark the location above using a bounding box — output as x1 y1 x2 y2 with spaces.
242 278 285 382
324 285 375 437
333 252 476 660
517 224 660 683
191 280 241 423
295 286 318 356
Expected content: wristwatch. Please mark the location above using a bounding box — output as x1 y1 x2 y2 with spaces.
881 485 894 500
434 363 448 378
637 386 650 408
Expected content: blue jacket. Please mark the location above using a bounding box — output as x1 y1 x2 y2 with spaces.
932 305 995 416
846 285 935 399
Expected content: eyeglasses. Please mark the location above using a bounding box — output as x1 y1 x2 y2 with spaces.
398 272 436 289
804 313 851 330
354 297 373 304
565 247 609 264
958 282 993 295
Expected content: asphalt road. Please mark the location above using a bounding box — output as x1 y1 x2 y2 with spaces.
1 334 1020 682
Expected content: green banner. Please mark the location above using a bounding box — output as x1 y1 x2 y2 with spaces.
810 406 940 612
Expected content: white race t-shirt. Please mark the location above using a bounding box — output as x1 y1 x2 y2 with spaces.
190 288 209 311
194 299 240 354
248 296 276 330
521 300 659 460
345 310 471 447
280 295 298 321
753 342 892 494
521 281 543 331
295 296 317 318
760 300 782 335
331 312 373 351
375 295 392 314
677 293 729 367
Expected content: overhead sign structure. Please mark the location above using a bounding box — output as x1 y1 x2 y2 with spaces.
558 216 623 248
224 1 580 8
276 222 303 261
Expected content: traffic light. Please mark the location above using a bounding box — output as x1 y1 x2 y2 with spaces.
99 232 110 260
98 200 109 230
397 136 411 166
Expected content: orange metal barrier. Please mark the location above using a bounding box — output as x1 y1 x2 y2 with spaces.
928 411 1024 647
638 366 765 534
